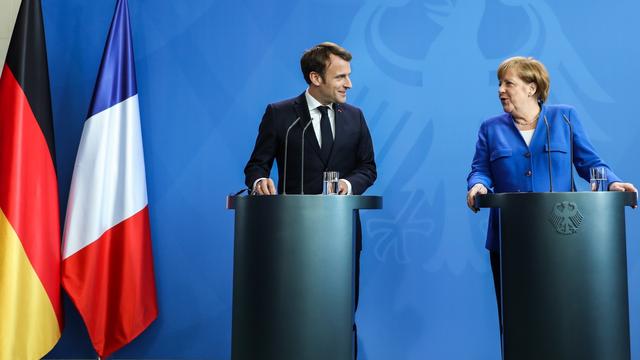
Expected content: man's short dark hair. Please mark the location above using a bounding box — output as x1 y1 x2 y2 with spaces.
300 42 352 84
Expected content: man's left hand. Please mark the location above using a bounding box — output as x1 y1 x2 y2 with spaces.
338 179 349 195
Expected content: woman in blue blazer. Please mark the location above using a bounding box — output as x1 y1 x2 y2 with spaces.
466 56 636 330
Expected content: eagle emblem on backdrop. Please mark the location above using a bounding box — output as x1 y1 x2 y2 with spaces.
345 0 613 270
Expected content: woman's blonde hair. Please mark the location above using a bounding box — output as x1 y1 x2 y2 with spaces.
498 56 550 103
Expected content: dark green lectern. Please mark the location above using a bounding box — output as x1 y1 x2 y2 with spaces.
477 192 637 360
227 195 382 360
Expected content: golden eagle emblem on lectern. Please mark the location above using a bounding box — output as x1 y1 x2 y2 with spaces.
549 201 583 235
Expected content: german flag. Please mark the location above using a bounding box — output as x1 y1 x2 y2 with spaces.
0 0 62 358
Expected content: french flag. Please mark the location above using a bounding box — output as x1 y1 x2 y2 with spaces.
62 0 158 357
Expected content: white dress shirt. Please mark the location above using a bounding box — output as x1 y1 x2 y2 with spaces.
304 89 335 147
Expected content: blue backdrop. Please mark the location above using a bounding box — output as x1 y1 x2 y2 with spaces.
43 0 640 358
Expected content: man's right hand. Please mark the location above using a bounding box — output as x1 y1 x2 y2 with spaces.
253 178 277 195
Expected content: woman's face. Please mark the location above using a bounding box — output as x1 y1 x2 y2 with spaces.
498 69 537 115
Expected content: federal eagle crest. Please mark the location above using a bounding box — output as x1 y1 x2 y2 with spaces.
548 201 584 235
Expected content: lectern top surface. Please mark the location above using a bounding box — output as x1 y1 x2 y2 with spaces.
476 191 637 209
226 194 383 210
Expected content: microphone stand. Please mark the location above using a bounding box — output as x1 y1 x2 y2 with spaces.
282 117 301 194
543 115 553 192
561 114 576 192
300 119 313 195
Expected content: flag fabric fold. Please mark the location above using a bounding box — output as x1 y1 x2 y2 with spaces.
0 0 62 358
62 0 158 357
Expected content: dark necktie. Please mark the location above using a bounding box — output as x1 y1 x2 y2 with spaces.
318 105 333 163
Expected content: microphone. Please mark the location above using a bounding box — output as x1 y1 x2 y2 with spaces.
231 188 250 196
300 119 313 194
543 115 553 192
282 117 301 195
561 114 576 192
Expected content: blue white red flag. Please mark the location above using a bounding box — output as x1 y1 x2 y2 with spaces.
62 0 158 357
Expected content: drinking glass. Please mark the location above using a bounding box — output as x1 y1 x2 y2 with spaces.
323 171 339 195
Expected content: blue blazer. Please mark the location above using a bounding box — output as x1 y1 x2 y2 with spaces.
467 104 621 251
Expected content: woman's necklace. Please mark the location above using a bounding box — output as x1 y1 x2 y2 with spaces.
513 110 540 129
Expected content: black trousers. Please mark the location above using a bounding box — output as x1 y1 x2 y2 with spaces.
489 251 503 334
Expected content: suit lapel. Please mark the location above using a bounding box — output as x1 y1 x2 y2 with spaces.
294 93 322 160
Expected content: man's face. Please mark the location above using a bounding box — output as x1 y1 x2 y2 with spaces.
311 54 352 105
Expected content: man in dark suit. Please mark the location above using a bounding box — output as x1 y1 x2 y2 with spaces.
243 42 376 357
244 42 376 196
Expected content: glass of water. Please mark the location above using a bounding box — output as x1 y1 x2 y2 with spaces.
590 167 608 192
323 171 339 195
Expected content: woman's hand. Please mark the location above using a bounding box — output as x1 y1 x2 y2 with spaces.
608 182 638 209
608 182 637 192
467 183 488 212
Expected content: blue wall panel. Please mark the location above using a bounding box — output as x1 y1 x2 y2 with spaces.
42 0 640 358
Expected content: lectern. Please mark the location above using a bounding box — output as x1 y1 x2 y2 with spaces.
477 192 637 360
227 195 382 360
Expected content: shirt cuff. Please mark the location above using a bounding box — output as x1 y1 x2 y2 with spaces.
340 179 352 195
252 178 267 194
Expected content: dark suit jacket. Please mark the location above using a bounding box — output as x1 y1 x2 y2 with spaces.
245 92 377 195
